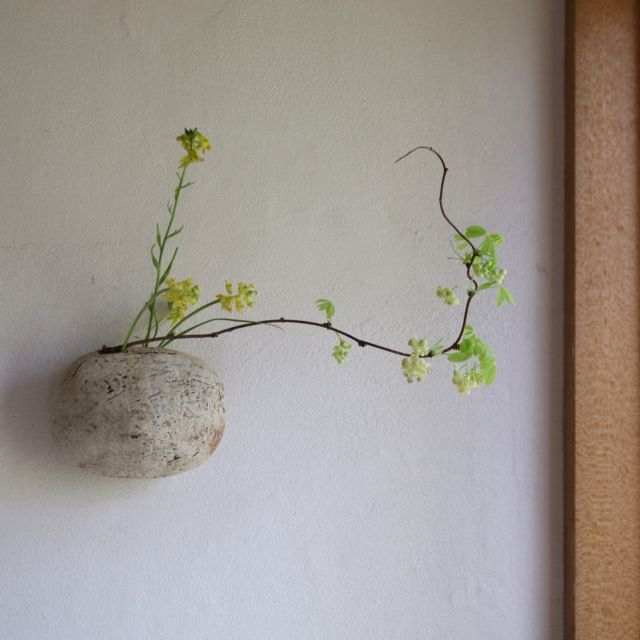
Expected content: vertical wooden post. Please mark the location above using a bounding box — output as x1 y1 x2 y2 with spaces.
566 0 640 638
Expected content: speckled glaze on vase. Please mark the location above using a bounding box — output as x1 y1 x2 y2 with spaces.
52 347 225 478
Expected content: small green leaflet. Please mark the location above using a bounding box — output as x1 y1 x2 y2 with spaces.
315 299 335 322
479 234 495 257
447 326 497 386
465 225 487 238
483 362 497 385
455 229 503 255
158 247 178 285
447 351 471 363
430 339 445 356
462 324 475 339
496 286 515 307
167 225 183 239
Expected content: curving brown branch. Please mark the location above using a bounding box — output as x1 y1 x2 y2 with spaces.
100 148 479 357
393 146 479 353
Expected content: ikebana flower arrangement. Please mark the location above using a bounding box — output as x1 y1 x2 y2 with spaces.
52 128 513 479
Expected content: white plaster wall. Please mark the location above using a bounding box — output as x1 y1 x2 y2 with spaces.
0 1 563 638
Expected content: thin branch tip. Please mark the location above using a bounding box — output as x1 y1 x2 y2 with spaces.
394 146 447 171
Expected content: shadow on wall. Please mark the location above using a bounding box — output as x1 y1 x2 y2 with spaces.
0 360 154 506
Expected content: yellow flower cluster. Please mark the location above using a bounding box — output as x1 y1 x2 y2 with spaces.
163 277 200 326
176 128 212 168
217 282 257 312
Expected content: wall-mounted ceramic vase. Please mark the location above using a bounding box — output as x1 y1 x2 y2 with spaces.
52 348 225 478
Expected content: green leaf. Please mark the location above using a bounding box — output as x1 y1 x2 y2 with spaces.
479 235 496 257
462 324 475 339
156 224 162 248
447 351 472 363
459 340 474 355
151 246 159 269
167 225 184 239
473 342 488 357
489 233 504 246
315 298 335 322
483 362 497 385
479 353 495 371
496 286 515 307
478 282 495 291
465 225 487 238
430 340 445 356
158 247 178 285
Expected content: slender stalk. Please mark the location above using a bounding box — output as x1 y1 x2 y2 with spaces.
102 318 417 356
159 316 282 349
120 288 169 351
157 299 221 348
395 146 480 350
121 167 188 350
394 146 477 253
144 166 188 341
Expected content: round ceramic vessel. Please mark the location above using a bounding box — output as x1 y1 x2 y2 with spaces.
52 348 225 478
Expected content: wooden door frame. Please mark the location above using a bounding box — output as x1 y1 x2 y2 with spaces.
565 0 639 637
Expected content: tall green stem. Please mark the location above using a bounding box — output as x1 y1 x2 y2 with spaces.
144 166 188 341
121 166 188 350
120 288 169 351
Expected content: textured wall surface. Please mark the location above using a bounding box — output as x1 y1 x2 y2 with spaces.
0 1 563 638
